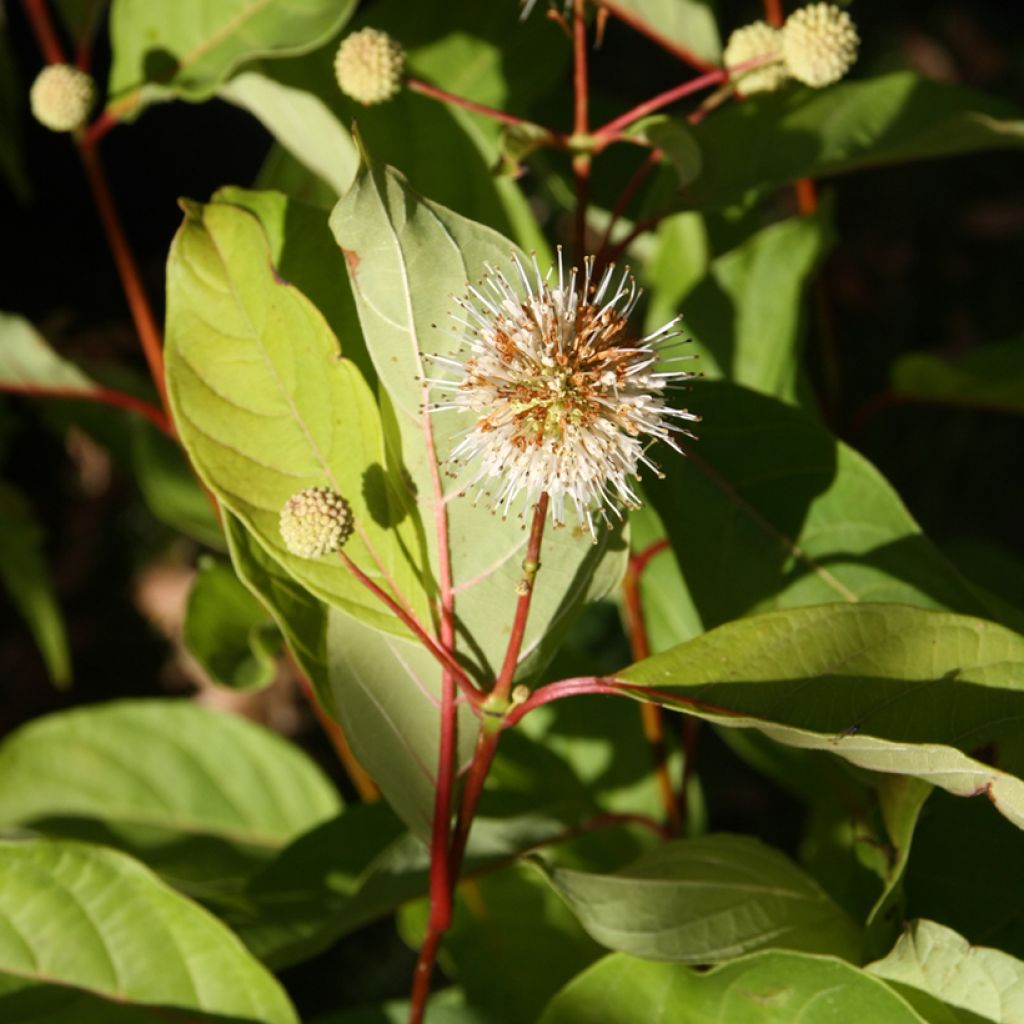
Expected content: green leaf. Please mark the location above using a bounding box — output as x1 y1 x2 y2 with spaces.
0 839 298 1023
644 382 1010 638
0 484 71 688
0 311 98 394
312 990 488 1024
107 0 357 115
534 833 860 962
618 603 1024 831
598 0 721 66
676 211 835 402
891 340 1024 413
328 157 626 830
165 195 430 638
0 699 341 891
184 557 281 691
681 73 1024 210
539 950 930 1024
868 920 1024 1024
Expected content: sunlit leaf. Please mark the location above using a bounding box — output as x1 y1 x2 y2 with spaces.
598 0 721 66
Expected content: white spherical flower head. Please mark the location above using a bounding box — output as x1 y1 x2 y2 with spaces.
280 487 353 559
333 28 405 106
30 64 96 133
781 3 859 88
723 22 789 96
428 252 700 537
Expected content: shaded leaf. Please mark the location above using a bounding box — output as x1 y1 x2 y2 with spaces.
0 699 341 891
618 603 1024 830
107 0 357 114
184 557 281 691
539 950 929 1023
598 0 721 66
869 920 1024 1024
0 484 70 688
0 840 297 1023
534 833 860 962
680 73 1024 210
0 311 98 394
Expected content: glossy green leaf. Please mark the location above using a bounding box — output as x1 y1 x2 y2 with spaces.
0 840 298 1023
0 699 340 890
598 0 721 65
869 920 1024 1024
184 557 280 691
644 382 1010 638
107 0 357 114
534 833 860 962
891 340 1024 413
328 157 626 829
681 73 1024 210
0 484 70 688
539 950 929 1024
676 211 834 402
165 196 430 638
618 603 1024 830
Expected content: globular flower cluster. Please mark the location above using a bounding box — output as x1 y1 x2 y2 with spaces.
724 3 858 95
428 253 699 537
29 64 96 133
279 487 353 559
333 28 405 106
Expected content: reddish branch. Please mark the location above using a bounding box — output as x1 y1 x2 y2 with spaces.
408 77 556 135
763 0 785 28
571 0 591 263
1 383 173 435
22 0 66 64
598 1 718 73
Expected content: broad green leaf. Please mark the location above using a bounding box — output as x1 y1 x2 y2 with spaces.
130 420 224 549
184 557 281 691
311 990 488 1024
680 73 1024 210
539 950 929 1024
618 603 1024 830
328 158 626 829
598 0 721 66
400 864 603 1024
219 71 359 195
642 212 709 332
0 484 70 688
891 340 1024 413
673 211 835 402
165 196 430 637
534 833 860 962
0 699 340 890
0 311 98 394
644 382 1010 638
869 920 1024 1024
0 840 297 1023
107 0 357 116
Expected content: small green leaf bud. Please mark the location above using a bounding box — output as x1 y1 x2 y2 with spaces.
280 487 353 559
781 3 859 88
723 22 788 96
333 28 406 106
30 64 97 133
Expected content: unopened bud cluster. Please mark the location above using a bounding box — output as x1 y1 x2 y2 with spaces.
333 28 405 106
279 487 353 559
30 64 96 132
724 3 858 95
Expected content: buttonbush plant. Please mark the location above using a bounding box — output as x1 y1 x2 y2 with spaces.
2 1 1024 1022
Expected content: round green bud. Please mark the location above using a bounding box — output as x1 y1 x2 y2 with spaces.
723 22 788 96
280 487 354 559
30 64 97 133
333 28 406 106
781 3 859 88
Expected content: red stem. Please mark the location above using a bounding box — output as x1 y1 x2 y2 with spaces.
22 0 66 64
763 0 785 28
408 77 560 137
571 0 591 263
2 382 173 435
595 147 663 270
598 1 718 73
493 493 550 702
595 67 727 140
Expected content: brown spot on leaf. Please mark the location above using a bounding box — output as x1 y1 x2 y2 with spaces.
342 247 361 275
270 262 288 285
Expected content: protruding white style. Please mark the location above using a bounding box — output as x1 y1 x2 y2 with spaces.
781 3 859 88
280 487 354 559
427 251 699 537
333 28 405 106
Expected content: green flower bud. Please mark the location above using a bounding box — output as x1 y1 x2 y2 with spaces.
333 28 406 106
280 487 353 559
30 64 96 133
